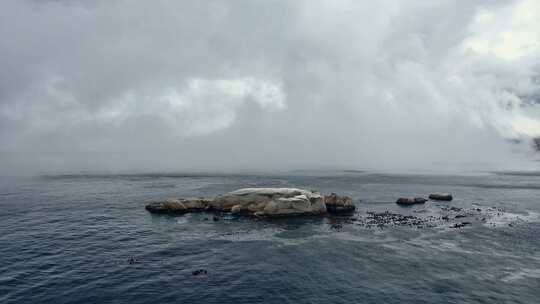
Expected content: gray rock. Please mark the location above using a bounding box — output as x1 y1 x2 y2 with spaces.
212 188 327 217
145 199 187 214
396 197 427 205
145 198 211 214
414 197 428 204
146 188 327 217
324 193 355 213
429 193 453 201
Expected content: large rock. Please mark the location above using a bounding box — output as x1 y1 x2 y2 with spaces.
324 193 355 213
211 188 327 217
429 193 453 201
145 188 328 217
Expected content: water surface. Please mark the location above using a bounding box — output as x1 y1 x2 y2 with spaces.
1 172 539 303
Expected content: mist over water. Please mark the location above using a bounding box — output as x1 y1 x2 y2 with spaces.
1 1 540 175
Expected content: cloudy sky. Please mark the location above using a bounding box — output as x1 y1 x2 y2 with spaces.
1 0 540 175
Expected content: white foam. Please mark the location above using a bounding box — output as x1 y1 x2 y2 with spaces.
483 210 540 227
501 268 540 282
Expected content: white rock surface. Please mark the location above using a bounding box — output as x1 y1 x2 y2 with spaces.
231 204 242 214
212 188 327 216
147 187 332 217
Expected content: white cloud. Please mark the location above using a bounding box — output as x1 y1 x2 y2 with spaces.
463 0 540 60
161 77 286 135
1 0 540 174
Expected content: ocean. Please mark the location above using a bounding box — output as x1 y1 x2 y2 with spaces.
1 171 539 303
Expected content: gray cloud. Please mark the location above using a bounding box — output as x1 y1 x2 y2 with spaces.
1 0 540 175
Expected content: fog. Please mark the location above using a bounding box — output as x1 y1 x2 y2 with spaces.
1 0 540 175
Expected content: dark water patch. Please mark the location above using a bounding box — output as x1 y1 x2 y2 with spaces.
493 171 540 177
341 169 366 173
142 183 177 189
39 172 262 181
463 183 540 190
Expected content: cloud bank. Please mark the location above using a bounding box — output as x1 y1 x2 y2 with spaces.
1 0 540 174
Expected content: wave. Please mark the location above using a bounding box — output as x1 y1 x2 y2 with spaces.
39 173 233 180
492 171 540 177
463 183 540 190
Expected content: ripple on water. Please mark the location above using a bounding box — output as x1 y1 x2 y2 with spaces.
2 174 540 304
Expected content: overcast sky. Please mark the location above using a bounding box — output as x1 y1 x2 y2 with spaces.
1 0 540 175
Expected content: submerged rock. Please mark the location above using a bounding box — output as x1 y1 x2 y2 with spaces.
192 269 207 276
429 193 453 201
450 222 471 228
396 197 427 205
324 193 355 214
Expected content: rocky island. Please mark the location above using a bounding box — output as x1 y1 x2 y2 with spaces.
145 187 355 217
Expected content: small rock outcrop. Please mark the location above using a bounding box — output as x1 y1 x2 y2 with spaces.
192 269 207 276
145 199 186 214
145 198 211 214
324 193 355 213
396 197 427 206
429 193 453 201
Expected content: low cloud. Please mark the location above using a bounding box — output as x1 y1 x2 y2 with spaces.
1 0 539 175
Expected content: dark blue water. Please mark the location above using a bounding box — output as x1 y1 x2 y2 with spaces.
1 172 539 303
